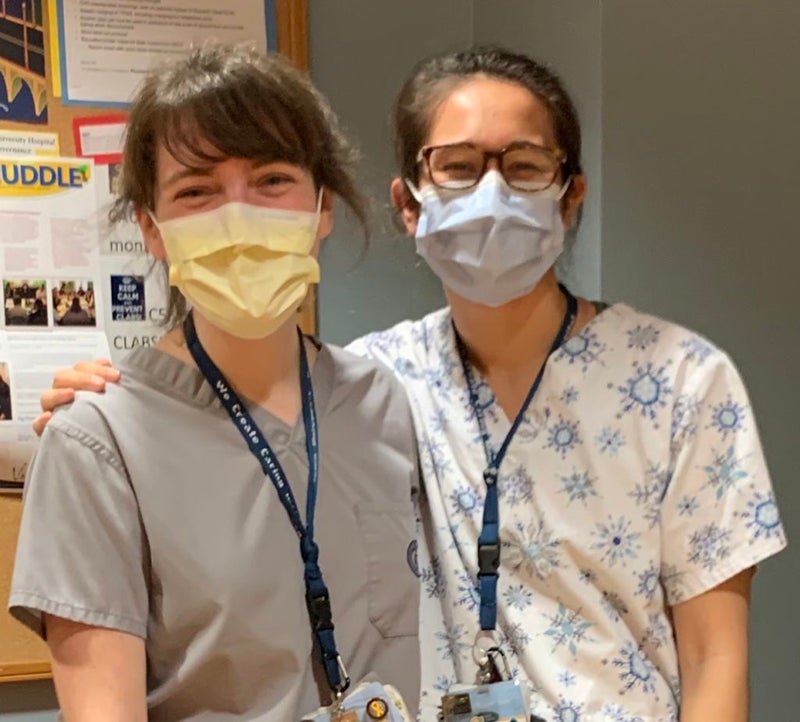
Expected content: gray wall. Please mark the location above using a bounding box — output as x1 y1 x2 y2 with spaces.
601 2 799 719
0 682 57 720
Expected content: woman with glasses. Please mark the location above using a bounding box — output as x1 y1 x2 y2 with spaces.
35 46 785 722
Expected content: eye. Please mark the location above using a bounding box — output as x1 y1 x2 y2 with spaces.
257 173 294 188
173 185 213 201
441 161 480 173
507 161 548 175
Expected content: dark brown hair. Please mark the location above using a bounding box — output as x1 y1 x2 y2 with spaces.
392 45 583 193
111 42 367 328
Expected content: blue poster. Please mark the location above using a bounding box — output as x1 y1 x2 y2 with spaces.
110 275 145 321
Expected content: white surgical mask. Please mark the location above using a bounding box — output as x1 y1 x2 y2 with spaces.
407 170 569 307
151 196 322 339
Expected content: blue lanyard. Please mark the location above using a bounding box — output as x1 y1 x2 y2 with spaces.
183 313 349 696
454 285 578 631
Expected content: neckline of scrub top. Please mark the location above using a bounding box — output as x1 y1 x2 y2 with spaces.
119 339 336 440
444 298 615 430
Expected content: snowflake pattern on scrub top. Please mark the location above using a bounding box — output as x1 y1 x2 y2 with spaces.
348 300 786 722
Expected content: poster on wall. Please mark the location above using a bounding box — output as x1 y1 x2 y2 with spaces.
0 141 169 492
0 154 111 491
56 0 273 106
94 160 169 364
0 0 49 124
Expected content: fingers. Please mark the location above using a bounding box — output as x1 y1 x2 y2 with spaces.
33 360 122 437
73 360 121 383
34 360 121 438
32 411 53 437
52 367 118 393
40 388 76 414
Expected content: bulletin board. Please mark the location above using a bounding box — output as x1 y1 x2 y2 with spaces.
0 0 310 684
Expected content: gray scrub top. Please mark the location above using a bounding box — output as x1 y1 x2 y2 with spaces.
9 342 420 721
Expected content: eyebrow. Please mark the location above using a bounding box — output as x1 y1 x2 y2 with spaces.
161 166 215 190
161 159 295 189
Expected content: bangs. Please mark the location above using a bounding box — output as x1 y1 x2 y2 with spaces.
154 72 312 170
112 43 367 330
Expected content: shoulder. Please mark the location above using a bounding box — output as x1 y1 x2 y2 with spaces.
590 303 749 397
346 307 451 366
45 348 178 464
321 342 420 448
590 302 710 350
324 343 411 410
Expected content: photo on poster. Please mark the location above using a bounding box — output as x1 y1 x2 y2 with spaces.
54 279 96 327
110 275 145 321
0 362 12 421
0 0 48 124
3 279 48 326
108 162 123 195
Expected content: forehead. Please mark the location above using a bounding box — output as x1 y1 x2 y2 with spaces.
155 137 217 175
152 125 306 181
426 76 556 150
153 139 289 185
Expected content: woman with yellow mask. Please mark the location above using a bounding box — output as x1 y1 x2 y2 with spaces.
10 44 420 721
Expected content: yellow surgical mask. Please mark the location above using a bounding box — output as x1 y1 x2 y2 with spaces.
152 197 322 339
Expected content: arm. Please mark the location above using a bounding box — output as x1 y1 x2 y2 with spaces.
45 616 147 722
33 359 121 435
672 568 754 722
10 406 150 720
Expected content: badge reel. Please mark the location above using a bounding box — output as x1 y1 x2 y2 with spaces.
303 676 413 722
439 631 530 722
445 290 577 722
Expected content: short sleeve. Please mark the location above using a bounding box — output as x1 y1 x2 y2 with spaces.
660 351 787 605
9 411 149 638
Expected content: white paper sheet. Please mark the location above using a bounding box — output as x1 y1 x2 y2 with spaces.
0 155 116 490
0 131 60 159
59 0 269 105
0 331 111 492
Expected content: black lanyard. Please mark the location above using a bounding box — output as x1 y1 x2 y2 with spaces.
183 313 349 696
454 285 578 631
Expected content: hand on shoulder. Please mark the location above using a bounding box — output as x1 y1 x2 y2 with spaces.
33 359 121 436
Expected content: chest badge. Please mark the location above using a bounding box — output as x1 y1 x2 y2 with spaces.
365 697 388 720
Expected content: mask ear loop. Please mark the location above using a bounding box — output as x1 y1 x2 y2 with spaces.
146 208 161 230
404 178 423 204
310 187 325 237
556 176 573 201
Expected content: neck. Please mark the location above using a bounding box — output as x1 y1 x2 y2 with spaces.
448 270 567 374
189 313 300 404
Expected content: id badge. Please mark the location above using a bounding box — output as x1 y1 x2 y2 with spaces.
440 679 528 722
303 679 412 722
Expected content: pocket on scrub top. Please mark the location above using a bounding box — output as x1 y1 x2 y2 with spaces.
355 501 418 639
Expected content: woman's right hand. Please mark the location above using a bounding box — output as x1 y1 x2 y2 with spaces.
33 359 121 436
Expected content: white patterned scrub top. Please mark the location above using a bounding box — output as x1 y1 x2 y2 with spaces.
349 301 787 722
